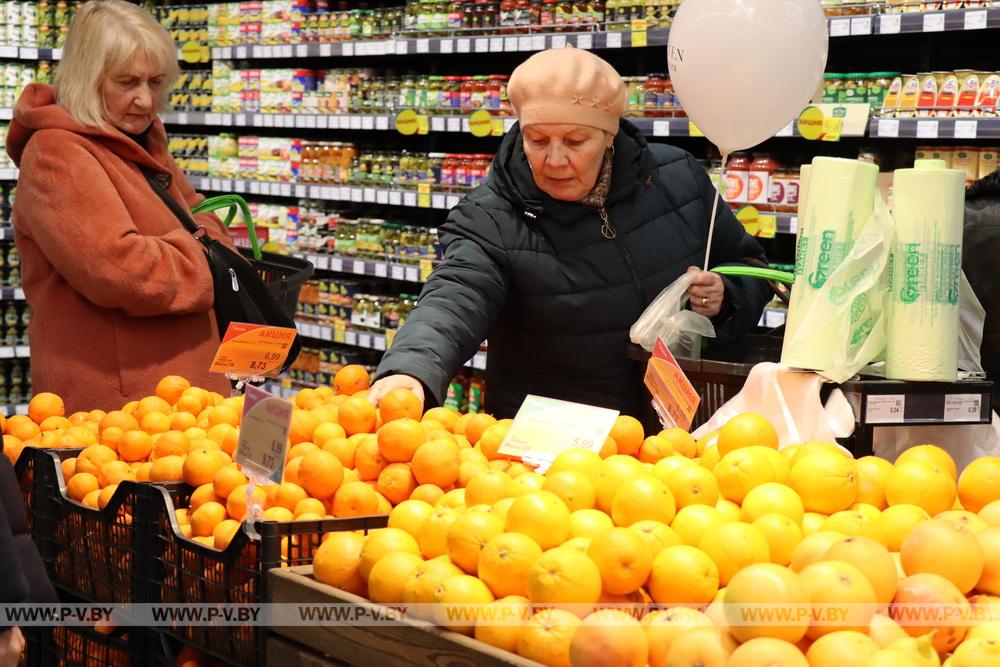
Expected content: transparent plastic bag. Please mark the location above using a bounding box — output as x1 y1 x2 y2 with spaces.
959 271 986 373
630 272 716 358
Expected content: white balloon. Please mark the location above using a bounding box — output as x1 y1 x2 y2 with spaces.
667 0 829 155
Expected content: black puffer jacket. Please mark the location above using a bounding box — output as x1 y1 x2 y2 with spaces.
963 170 1000 391
376 120 772 419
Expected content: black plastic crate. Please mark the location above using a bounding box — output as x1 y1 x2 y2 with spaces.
14 447 187 604
24 624 167 667
145 483 386 666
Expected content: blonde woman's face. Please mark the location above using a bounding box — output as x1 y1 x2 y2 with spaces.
101 56 167 135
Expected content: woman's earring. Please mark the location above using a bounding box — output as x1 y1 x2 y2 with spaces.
607 144 615 157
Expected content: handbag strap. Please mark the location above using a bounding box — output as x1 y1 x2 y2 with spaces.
142 169 205 239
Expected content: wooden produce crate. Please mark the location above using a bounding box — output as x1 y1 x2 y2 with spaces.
268 566 541 667
143 483 387 667
266 635 350 667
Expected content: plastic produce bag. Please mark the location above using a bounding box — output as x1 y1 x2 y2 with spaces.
630 271 716 358
959 271 986 373
691 362 855 449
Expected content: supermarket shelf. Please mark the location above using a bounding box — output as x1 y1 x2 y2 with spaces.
209 28 669 62
290 252 432 282
190 176 464 210
0 168 18 181
295 318 487 370
2 404 27 417
0 45 61 61
827 8 1000 37
0 346 30 360
0 288 24 301
868 116 1000 139
0 227 14 241
759 307 787 329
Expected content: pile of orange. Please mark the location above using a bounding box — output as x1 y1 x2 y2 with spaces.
308 409 1000 667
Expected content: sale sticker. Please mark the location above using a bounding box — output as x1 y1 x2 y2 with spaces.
644 337 700 430
236 384 292 484
497 395 619 468
209 323 297 378
468 109 494 137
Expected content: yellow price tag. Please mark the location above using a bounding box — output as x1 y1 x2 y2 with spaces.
385 329 397 349
419 259 434 282
181 41 210 64
735 206 761 237
821 117 843 142
796 106 825 141
209 323 297 378
395 109 418 136
417 183 431 208
630 19 648 47
687 122 704 137
416 114 430 135
490 118 505 136
333 320 346 344
757 214 777 239
468 109 493 138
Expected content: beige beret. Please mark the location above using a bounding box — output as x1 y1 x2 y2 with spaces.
508 47 628 135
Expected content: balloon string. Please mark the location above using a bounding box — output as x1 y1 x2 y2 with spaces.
704 152 729 271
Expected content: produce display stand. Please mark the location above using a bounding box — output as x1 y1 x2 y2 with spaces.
266 634 349 667
268 566 541 667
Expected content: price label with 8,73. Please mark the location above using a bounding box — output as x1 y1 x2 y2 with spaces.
209 323 297 378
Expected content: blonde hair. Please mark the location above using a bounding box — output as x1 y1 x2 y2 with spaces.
54 0 179 129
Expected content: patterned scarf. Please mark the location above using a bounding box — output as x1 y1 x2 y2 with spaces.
578 150 614 208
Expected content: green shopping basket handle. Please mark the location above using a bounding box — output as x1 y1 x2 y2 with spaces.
712 265 795 285
191 194 262 261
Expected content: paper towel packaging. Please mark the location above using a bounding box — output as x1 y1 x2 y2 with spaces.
782 157 880 372
885 161 966 381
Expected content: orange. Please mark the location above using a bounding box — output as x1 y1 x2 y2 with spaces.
609 415 644 456
410 484 445 505
358 527 420 580
166 410 195 432
642 608 713 667
798 560 877 639
952 637 1000 667
262 507 294 522
40 416 71 432
298 450 344 500
658 463 719 509
376 463 417 505
885 460 956 517
895 444 957 481
788 451 859 514
81 489 101 509
416 506 459 558
527 547 602 613
714 446 780 505
155 375 191 405
411 439 460 487
660 427 699 458
856 456 893 510
212 466 249 500
97 426 125 453
938 508 989 533
570 609 648 667
147 456 184 483
367 551 424 604
437 488 467 511
868 614 909 648
447 511 504 574
820 537 896 610
378 388 423 423
313 531 367 596
352 435 386 482
66 472 99 502
477 422 512 461
569 509 614 540
332 482 380 518
321 437 355 470
542 471 596 512
292 497 326 519
891 573 970 654
741 482 805 524
661 627 736 666
226 484 268 521
28 392 65 424
649 544 719 607
611 476 676 527
753 513 803 566
478 532 543 598
587 527 653 595
875 504 931 552
728 637 808 667
474 595 531 653
205 424 239 456
517 608 582 667
132 396 172 422
599 436 617 458
670 505 728 546
789 531 848 573
333 365 370 396
595 455 646 514
183 448 231 487
463 413 497 447
805 631 878 667
5 416 39 442
210 518 241 550
59 456 75 480
338 397 377 436
959 456 1000 513
98 484 118 510
138 410 169 435
98 411 139 434
402 558 464 619
294 388 323 410
387 498 435 537
115 430 152 463
153 431 189 459
505 490 571 550
190 501 227 537
717 412 778 457
78 443 117 469
376 418 427 463
723 562 809 643
976 526 1000 595
900 518 983 594
421 407 458 431
636 435 674 464
134 461 154 482
698 521 770 586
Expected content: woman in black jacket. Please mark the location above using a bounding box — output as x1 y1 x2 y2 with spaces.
370 48 771 421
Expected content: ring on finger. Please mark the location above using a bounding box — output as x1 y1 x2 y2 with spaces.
701 297 708 306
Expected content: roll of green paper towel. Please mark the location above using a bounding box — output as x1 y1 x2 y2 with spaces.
885 160 965 381
781 157 880 372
